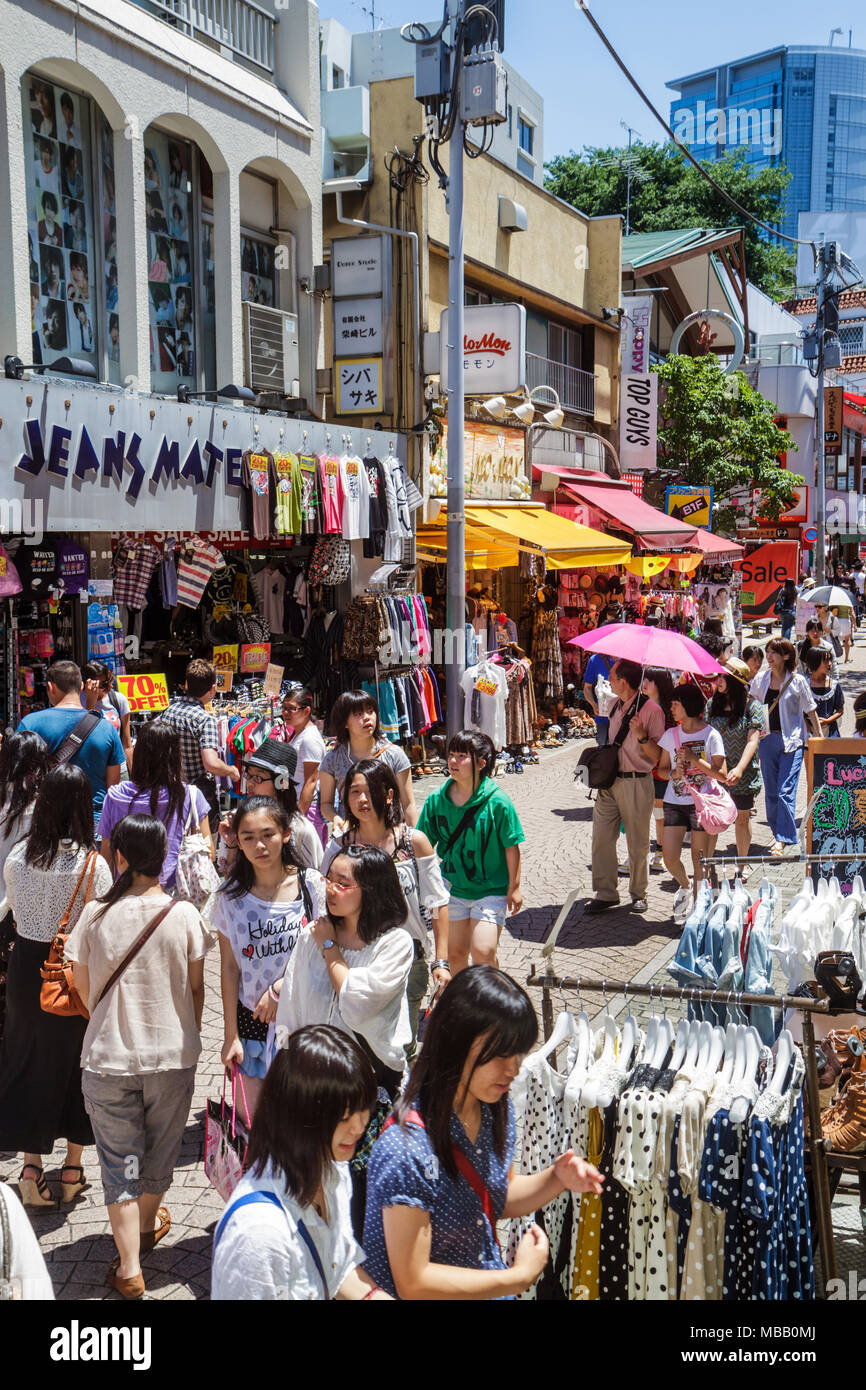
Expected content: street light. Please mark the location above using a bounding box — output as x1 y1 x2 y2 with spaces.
4 355 97 380
481 385 565 429
177 382 256 404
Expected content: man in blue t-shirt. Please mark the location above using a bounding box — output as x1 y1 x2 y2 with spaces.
582 652 614 747
18 659 125 821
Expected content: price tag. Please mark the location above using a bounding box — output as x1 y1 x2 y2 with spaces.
215 669 233 693
474 676 498 696
213 644 239 672
263 662 285 697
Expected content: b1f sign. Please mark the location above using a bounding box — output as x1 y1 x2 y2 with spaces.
440 304 526 396
619 373 658 472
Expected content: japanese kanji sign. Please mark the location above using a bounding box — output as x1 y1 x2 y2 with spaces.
334 299 384 356
336 358 384 414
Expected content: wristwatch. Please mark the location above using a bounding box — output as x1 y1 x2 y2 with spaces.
321 938 336 954
637 736 649 744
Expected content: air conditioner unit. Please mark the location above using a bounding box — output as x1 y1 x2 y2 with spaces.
242 302 300 396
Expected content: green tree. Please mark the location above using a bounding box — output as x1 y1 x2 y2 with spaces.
545 143 796 299
648 354 802 535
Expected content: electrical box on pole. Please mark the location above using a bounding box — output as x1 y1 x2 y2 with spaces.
462 49 508 124
415 39 451 100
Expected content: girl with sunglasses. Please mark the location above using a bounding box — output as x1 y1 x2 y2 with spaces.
212 797 325 1118
218 739 322 872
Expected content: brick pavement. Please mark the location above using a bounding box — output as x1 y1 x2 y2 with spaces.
3 620 866 1298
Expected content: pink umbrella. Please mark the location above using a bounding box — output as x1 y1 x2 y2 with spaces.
568 622 726 676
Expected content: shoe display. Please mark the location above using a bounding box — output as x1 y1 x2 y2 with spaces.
823 1071 866 1153
585 898 618 915
672 887 694 924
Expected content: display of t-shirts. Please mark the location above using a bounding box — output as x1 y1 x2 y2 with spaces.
460 659 509 751
318 455 344 534
251 566 286 636
54 539 89 595
14 545 57 596
209 870 325 1010
175 537 224 609
298 454 322 535
241 448 276 540
273 452 303 536
112 540 160 609
340 455 370 541
657 725 725 806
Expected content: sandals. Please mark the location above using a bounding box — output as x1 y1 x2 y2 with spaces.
18 1164 56 1209
140 1206 171 1252
60 1164 89 1204
107 1256 145 1301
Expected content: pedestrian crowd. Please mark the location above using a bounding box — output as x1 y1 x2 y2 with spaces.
0 657 602 1302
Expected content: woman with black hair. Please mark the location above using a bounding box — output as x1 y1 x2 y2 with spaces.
319 690 417 828
212 1027 390 1300
98 720 213 888
213 797 325 1118
706 659 765 861
272 686 328 845
363 965 603 1300
774 578 798 641
641 668 676 873
66 814 209 1299
0 765 112 1209
323 759 451 1057
0 730 51 920
799 620 837 679
416 731 524 973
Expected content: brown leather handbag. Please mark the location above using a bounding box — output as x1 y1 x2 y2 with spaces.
39 851 99 1019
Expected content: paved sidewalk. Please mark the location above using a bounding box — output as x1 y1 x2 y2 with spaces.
3 620 866 1298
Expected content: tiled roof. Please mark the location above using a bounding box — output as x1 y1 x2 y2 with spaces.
782 288 866 315
842 354 866 373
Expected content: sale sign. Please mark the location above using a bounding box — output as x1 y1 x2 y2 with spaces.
738 541 799 619
240 643 271 674
117 673 170 713
213 644 239 673
263 663 285 697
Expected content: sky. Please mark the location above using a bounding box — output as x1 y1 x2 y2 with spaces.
318 0 863 164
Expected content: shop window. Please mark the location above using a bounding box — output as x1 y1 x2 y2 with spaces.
144 126 215 394
23 74 103 376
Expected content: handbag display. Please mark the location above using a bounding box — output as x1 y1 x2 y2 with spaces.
672 726 737 834
205 1064 251 1201
39 851 99 1018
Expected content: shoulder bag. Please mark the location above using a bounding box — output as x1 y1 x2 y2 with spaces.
672 726 737 835
175 790 221 910
574 692 648 791
758 674 794 739
39 850 99 1018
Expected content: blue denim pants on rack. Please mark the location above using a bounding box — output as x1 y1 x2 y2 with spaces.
758 733 804 845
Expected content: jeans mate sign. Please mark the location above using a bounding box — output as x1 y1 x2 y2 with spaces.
0 378 403 532
619 372 658 472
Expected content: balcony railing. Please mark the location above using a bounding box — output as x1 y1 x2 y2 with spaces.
526 352 596 417
132 0 275 76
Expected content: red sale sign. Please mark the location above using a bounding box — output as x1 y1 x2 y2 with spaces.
240 643 271 674
738 542 799 619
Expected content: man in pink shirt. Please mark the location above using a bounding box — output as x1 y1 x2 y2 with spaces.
586 658 665 915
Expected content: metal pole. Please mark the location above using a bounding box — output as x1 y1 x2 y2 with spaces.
801 1008 837 1293
816 243 827 586
445 0 466 737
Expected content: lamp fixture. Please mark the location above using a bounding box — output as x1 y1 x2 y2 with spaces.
4 355 97 380
527 385 564 429
177 382 256 404
482 395 508 420
512 400 535 424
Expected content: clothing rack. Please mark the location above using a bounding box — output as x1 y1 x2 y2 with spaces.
525 966 837 1295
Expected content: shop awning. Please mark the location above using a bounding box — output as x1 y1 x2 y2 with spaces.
561 481 699 550
690 528 744 562
416 504 632 570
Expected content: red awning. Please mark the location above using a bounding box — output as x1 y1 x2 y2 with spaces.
690 528 744 561
562 480 699 551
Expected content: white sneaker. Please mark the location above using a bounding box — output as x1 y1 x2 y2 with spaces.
617 856 630 876
650 851 663 871
672 888 694 924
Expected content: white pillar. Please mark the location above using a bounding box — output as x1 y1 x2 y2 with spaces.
113 123 152 392
213 167 243 387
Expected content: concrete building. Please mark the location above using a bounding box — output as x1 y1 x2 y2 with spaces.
668 42 866 240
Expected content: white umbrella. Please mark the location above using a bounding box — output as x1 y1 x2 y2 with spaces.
807 585 855 610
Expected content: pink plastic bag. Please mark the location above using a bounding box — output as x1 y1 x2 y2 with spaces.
673 725 737 834
204 1065 250 1201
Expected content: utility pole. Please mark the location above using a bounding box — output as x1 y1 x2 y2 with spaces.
815 241 827 586
445 0 466 736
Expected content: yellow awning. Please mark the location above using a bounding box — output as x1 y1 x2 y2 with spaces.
417 505 632 570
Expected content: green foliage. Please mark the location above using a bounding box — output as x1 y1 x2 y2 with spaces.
649 355 803 535
544 143 796 299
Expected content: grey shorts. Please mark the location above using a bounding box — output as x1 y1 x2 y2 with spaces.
82 1066 196 1206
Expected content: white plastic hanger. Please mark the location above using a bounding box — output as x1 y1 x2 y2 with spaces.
704 1024 725 1076
768 1029 795 1095
729 1026 762 1123
720 1023 740 1084
694 1020 715 1072
534 1001 577 1063
669 1013 690 1073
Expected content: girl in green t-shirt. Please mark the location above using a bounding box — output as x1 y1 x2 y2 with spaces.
416 732 524 974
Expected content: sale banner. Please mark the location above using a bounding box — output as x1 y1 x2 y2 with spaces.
213 644 239 673
117 673 170 714
738 541 799 618
240 642 271 674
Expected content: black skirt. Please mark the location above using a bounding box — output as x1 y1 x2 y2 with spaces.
0 933 93 1152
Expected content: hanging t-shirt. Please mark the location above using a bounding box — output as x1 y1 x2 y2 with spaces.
176 538 225 609
55 540 89 595
298 454 322 535
460 662 509 751
251 566 286 635
658 724 725 806
210 870 325 1009
318 455 344 534
340 455 370 541
15 545 57 596
364 456 388 535
241 449 276 540
273 453 303 536
112 541 160 609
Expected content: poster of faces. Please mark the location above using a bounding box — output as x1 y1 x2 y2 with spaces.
25 77 97 366
145 131 195 387
101 116 120 382
241 235 275 308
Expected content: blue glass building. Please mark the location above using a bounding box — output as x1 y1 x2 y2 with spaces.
667 45 866 240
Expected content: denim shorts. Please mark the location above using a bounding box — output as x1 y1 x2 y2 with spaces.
447 893 508 927
663 801 700 832
82 1066 196 1206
